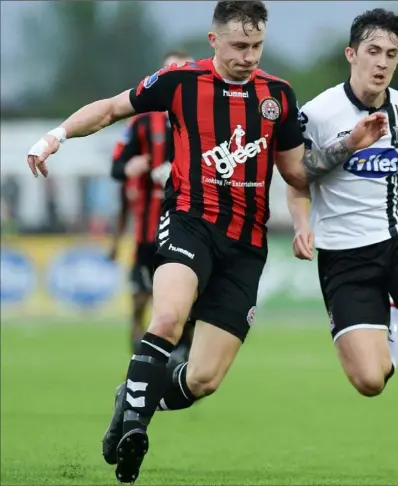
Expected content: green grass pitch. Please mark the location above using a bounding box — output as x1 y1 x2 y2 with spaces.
1 314 397 485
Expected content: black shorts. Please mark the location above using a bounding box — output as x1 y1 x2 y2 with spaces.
129 242 157 294
154 210 267 342
318 236 398 341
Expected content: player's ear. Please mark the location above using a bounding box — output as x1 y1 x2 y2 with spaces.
345 46 356 65
208 31 217 48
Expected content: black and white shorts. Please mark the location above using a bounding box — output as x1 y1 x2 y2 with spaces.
318 237 398 341
154 210 267 342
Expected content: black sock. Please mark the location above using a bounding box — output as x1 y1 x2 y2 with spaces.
123 332 174 432
157 361 198 411
133 338 142 354
385 363 396 386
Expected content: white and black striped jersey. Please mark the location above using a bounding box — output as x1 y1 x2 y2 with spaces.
300 81 398 250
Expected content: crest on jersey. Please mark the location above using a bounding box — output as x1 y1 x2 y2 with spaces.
259 97 281 121
247 306 256 326
143 71 160 89
143 65 175 89
344 147 398 179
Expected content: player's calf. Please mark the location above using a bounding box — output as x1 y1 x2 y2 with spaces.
158 321 242 410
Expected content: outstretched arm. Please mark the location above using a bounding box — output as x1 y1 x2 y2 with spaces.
62 90 135 139
27 90 135 178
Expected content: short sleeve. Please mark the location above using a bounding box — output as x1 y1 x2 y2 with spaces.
298 102 322 150
277 84 304 152
129 66 181 114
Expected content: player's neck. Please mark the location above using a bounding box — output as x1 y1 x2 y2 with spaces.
349 78 387 109
212 57 251 84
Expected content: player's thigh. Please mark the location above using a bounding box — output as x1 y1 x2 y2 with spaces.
191 243 266 344
335 328 391 389
318 247 391 384
186 320 242 393
149 211 213 340
151 262 198 329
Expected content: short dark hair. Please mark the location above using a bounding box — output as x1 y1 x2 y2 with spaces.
212 1 268 32
349 8 398 48
163 49 191 62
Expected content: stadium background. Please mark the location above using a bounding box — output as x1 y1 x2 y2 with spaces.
1 2 397 485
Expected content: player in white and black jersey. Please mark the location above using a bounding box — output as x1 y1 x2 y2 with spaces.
287 8 398 397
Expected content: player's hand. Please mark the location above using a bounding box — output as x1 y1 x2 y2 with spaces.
293 224 314 261
125 154 151 178
347 112 388 151
27 134 61 178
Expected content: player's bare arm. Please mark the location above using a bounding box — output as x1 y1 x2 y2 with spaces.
286 185 314 261
27 89 135 178
62 89 135 138
302 137 353 180
277 112 388 189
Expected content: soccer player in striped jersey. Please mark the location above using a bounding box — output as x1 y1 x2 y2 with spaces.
27 2 388 483
287 9 398 398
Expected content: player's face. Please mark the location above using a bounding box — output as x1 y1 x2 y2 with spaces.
209 20 265 81
346 28 398 95
163 55 193 68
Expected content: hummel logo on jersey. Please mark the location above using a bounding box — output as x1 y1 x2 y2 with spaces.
202 125 267 179
223 90 249 98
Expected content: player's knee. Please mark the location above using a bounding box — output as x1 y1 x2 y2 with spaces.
350 371 385 397
186 366 220 398
149 311 182 343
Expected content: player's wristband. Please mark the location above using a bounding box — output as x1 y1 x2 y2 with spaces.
47 126 67 143
28 126 67 157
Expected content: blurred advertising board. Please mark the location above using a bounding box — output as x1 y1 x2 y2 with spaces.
1 235 322 320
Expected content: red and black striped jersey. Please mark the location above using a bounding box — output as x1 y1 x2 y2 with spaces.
111 112 172 244
129 58 304 249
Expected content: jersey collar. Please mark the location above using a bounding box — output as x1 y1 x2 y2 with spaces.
206 58 257 84
344 80 391 113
